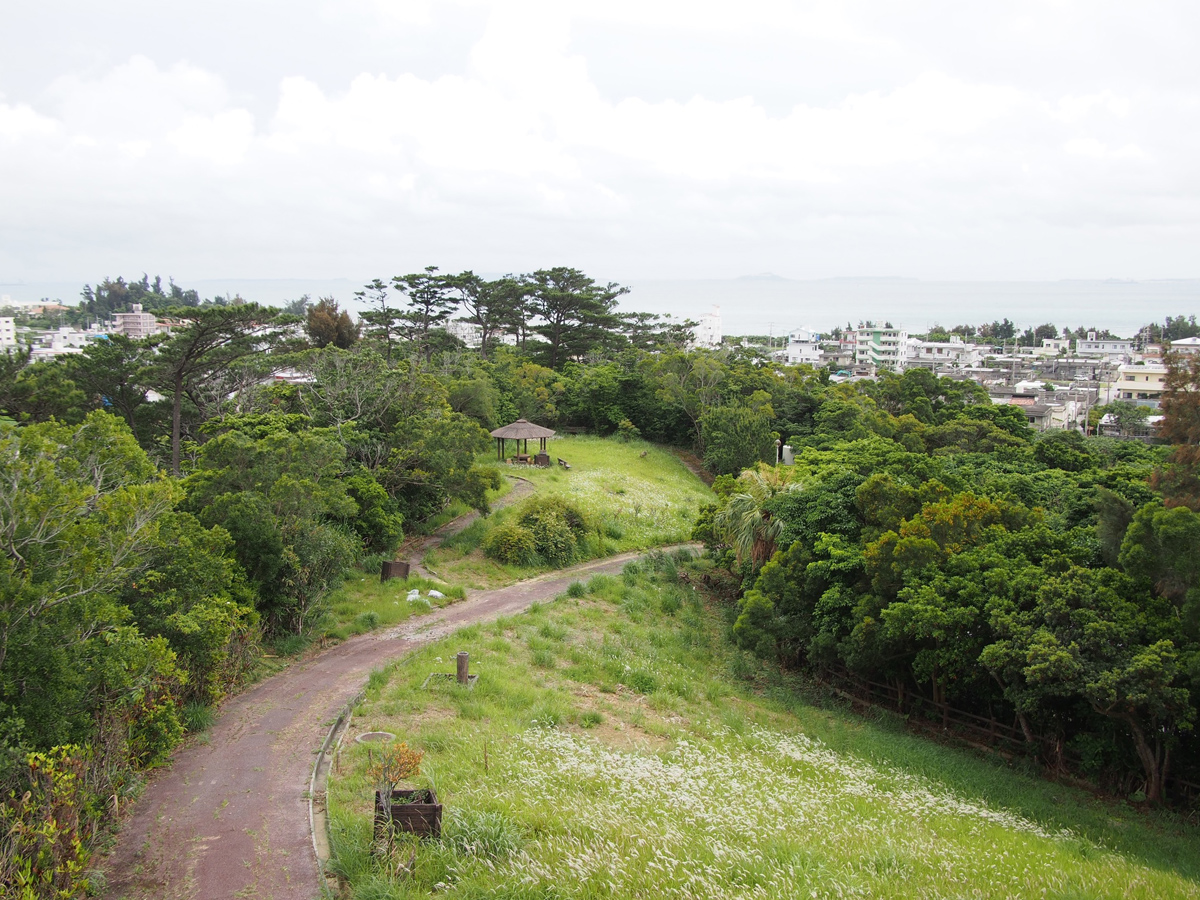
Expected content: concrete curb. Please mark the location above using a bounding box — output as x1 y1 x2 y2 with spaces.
309 687 365 897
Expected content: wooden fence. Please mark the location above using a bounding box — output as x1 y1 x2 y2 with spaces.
819 665 1200 805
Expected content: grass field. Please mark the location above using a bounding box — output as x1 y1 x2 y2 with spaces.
325 553 1200 900
421 436 712 588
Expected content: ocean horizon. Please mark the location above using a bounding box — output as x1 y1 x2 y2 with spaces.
4 276 1197 339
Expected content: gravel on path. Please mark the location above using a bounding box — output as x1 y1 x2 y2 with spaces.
100 544 694 900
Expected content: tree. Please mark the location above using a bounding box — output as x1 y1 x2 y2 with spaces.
527 267 628 369
305 297 359 349
700 392 777 476
356 279 399 363
652 350 727 449
449 272 525 360
1152 351 1200 509
183 422 359 634
392 266 458 353
149 304 283 475
63 335 155 443
0 413 179 753
1119 502 1200 632
982 568 1192 803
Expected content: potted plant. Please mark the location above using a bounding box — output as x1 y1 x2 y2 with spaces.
369 742 441 839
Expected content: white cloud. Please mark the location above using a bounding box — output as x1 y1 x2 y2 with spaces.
1 2 1198 281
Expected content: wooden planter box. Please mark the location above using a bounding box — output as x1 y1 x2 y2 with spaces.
374 789 442 838
380 560 410 582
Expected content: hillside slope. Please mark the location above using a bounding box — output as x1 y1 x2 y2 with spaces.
328 552 1200 900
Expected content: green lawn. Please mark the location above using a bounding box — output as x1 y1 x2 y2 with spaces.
422 436 712 588
326 553 1200 900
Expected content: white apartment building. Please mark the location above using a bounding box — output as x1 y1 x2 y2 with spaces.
111 303 160 339
906 335 982 369
851 323 907 371
29 327 89 361
1168 336 1200 357
1076 331 1133 361
1116 362 1169 407
784 328 822 366
693 305 722 349
0 317 14 349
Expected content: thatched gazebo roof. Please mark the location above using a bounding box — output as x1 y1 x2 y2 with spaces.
490 418 556 459
490 419 556 440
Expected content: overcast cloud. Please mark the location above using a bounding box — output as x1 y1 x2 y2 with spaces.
2 1 1198 284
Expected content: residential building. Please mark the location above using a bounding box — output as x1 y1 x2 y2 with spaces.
0 317 14 348
1075 331 1133 361
1099 413 1163 439
28 327 90 361
693 305 722 349
111 303 160 339
445 320 483 348
784 328 822 366
906 335 982 370
1168 336 1200 356
850 323 907 371
1116 362 1169 407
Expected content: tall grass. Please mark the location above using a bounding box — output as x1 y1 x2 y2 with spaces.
322 572 466 640
326 560 1200 899
426 437 712 587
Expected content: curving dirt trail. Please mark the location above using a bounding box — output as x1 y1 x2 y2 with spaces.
101 478 685 898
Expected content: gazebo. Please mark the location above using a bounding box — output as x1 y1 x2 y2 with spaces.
490 418 556 461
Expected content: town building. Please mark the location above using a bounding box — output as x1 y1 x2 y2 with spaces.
784 328 822 366
28 327 91 361
1168 336 1200 356
692 305 722 349
905 335 982 370
0 317 15 349
110 303 162 339
1115 362 1169 407
1075 331 1133 362
850 323 907 371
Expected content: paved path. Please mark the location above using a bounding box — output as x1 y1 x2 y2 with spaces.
101 544 682 900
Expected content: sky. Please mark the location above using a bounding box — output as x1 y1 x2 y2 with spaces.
2 1 1199 286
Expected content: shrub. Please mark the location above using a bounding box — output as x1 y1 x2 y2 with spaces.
482 523 539 567
517 496 588 566
565 581 586 598
485 497 590 568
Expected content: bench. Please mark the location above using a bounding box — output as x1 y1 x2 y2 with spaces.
557 457 571 470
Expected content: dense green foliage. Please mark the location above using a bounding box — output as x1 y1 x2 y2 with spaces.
3 273 1198 894
698 369 1198 804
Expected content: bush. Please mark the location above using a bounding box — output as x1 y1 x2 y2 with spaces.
484 497 590 568
482 523 539 567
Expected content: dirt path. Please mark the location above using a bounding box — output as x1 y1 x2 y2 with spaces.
101 538 688 900
404 475 534 580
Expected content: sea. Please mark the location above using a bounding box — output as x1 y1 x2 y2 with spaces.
4 277 1198 339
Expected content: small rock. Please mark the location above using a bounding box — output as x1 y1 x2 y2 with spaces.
427 590 445 599
406 589 421 601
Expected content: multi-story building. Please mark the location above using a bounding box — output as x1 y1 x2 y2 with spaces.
1116 362 1169 407
0 317 15 349
784 328 822 366
1168 336 1200 357
692 305 722 349
906 335 982 370
851 323 907 371
1075 331 1133 361
111 303 160 339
